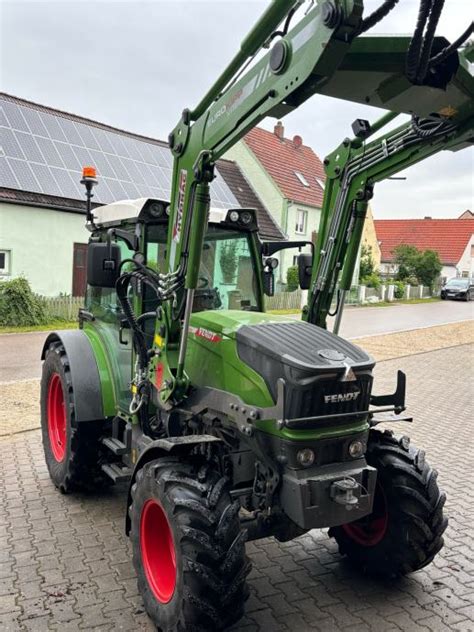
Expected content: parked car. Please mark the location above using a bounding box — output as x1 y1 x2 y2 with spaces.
440 278 474 301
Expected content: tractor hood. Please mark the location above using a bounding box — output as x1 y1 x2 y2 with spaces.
189 310 296 340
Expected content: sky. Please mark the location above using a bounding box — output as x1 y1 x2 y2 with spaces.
1 0 473 219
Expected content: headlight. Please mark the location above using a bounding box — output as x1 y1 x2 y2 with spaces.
296 448 315 467
348 440 365 458
228 210 240 222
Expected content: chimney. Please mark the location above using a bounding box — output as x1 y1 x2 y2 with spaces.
274 121 284 140
424 216 432 219
292 135 303 149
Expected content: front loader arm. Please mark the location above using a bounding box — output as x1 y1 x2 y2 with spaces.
304 110 474 330
151 0 473 406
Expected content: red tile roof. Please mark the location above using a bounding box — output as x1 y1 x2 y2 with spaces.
374 219 474 265
243 126 326 207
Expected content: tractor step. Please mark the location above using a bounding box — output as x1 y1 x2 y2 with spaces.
102 436 129 455
101 463 132 483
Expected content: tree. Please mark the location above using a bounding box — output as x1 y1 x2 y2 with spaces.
415 249 442 289
392 244 442 289
393 244 419 281
219 241 238 283
359 244 375 279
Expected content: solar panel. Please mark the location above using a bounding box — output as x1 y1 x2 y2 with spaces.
0 157 20 189
3 128 26 160
8 158 42 193
2 100 30 133
0 96 239 210
15 131 45 164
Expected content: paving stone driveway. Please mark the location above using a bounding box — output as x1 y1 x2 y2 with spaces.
1 345 473 631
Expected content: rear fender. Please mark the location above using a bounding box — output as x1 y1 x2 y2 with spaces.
41 330 106 423
125 435 222 535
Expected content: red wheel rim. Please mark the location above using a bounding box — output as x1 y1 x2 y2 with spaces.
47 373 67 462
140 499 177 603
342 483 388 546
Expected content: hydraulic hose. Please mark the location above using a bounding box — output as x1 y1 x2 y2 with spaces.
416 0 445 82
358 0 400 35
406 0 433 84
115 262 162 373
429 21 474 68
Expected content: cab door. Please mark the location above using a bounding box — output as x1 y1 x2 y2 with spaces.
84 237 136 413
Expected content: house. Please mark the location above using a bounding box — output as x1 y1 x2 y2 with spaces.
225 122 325 281
225 121 380 284
0 93 282 296
375 217 474 280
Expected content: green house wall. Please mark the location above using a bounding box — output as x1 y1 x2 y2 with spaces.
0 202 87 296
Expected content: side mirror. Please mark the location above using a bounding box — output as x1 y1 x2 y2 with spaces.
298 253 312 290
263 257 278 297
87 243 121 288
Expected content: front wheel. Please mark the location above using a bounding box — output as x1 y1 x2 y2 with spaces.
329 430 447 577
129 458 251 631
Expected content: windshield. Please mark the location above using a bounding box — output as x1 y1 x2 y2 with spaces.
445 279 469 288
146 224 260 312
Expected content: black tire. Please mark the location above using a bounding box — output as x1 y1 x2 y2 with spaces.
40 341 107 493
329 429 447 578
129 457 251 631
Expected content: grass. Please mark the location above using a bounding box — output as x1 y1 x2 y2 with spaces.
0 320 77 334
363 297 441 308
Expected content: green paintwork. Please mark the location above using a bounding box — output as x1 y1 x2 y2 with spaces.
154 0 473 399
255 418 369 441
78 1 473 448
189 309 295 337
82 324 117 417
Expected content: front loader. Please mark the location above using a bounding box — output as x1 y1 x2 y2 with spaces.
40 1 473 629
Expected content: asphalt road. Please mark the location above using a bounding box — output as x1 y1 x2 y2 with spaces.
0 300 472 383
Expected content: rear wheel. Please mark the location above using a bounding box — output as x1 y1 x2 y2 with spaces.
40 341 107 493
329 429 447 577
129 458 251 631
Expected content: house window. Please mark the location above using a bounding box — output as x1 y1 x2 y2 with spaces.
294 171 310 187
0 250 11 275
315 177 325 190
295 210 308 235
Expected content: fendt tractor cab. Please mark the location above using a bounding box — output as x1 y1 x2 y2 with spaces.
39 0 473 629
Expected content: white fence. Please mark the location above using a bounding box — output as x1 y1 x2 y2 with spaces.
265 283 434 311
43 297 83 321
41 283 435 320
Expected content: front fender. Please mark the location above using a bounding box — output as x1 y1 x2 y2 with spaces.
124 435 223 535
41 330 106 423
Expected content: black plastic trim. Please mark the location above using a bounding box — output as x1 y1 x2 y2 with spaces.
41 330 104 423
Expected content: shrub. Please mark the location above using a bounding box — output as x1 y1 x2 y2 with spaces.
0 277 47 327
393 280 405 299
361 272 382 289
286 266 299 292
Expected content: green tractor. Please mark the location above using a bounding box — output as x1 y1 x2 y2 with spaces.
40 1 473 630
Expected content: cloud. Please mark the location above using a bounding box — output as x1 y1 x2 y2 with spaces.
1 0 472 218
